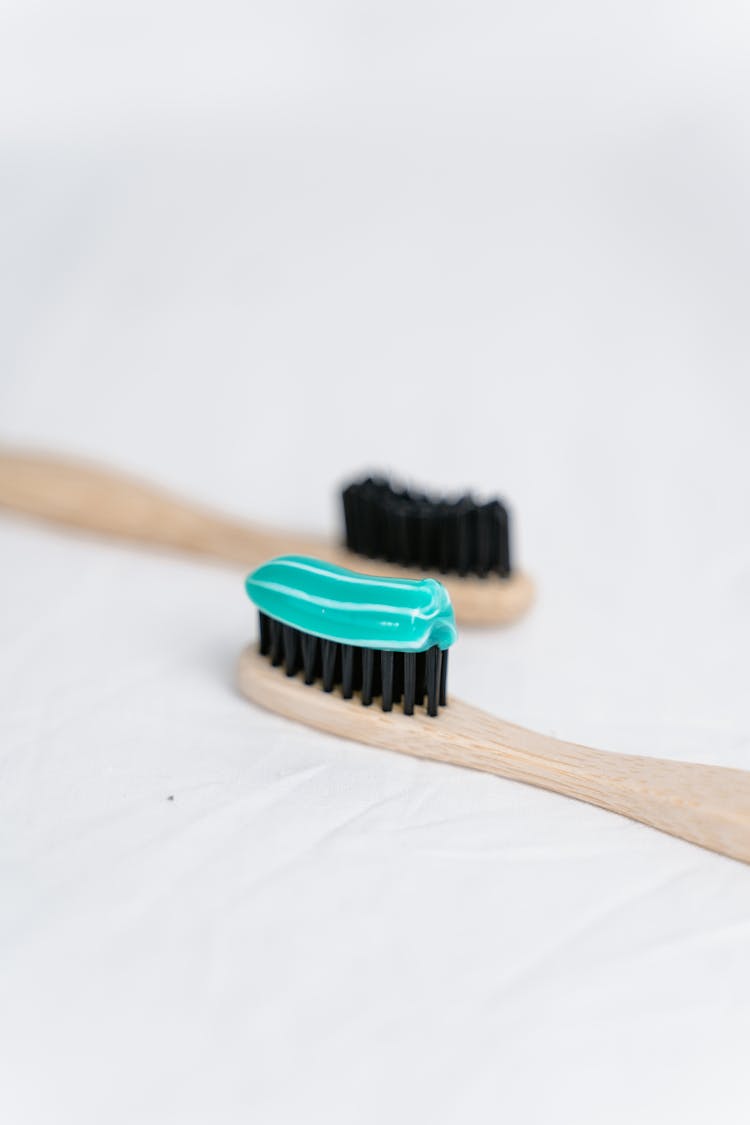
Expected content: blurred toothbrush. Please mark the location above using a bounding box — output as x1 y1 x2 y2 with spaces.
0 448 533 626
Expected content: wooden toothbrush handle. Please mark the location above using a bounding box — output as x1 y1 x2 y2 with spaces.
424 700 750 863
238 646 750 863
0 448 318 567
0 449 536 625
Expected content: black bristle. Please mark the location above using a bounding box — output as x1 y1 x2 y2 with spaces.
414 651 426 706
270 618 284 666
455 500 471 576
322 640 337 693
476 505 490 576
438 511 451 573
301 633 318 684
342 485 358 553
417 505 433 571
394 504 409 565
372 652 382 700
393 652 403 705
341 645 354 698
259 612 271 656
381 651 394 712
425 646 440 717
313 637 324 681
361 649 374 706
257 616 450 716
491 500 510 575
283 626 299 676
403 652 416 716
352 646 363 692
341 474 512 577
439 649 448 707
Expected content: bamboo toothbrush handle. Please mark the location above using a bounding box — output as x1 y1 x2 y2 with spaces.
239 646 750 863
0 449 536 625
0 448 307 567
444 702 750 863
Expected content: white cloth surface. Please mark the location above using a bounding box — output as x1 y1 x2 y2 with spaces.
2 3 750 1122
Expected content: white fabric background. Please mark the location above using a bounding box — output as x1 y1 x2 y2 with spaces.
2 3 750 1122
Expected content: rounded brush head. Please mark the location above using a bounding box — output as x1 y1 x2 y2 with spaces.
245 555 457 716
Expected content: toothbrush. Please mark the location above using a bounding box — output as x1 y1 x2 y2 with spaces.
0 449 533 626
239 555 750 865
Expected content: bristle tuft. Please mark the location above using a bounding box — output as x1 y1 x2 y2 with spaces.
342 476 511 577
257 616 447 716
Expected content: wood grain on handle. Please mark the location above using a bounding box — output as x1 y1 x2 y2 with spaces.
0 448 295 567
0 450 534 625
238 646 750 864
